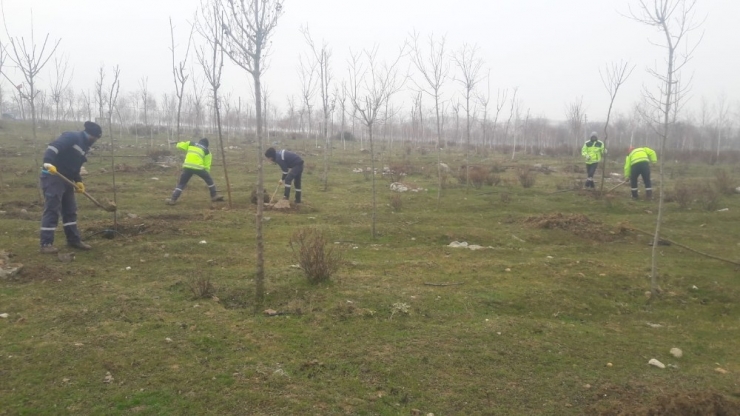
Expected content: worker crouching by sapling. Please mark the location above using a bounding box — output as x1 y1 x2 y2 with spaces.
265 147 304 204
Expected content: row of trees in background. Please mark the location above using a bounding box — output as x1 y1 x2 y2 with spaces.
2 78 739 156
1 18 738 157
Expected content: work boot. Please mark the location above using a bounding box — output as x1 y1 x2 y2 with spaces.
39 245 59 254
68 241 92 250
211 195 225 202
165 198 177 205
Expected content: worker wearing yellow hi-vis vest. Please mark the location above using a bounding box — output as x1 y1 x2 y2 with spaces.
581 132 605 188
624 146 658 200
166 138 224 205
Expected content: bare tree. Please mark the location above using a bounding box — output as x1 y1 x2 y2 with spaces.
347 45 405 238
95 66 106 120
1 7 60 186
0 40 5 188
197 0 233 208
409 31 449 206
80 89 92 121
503 87 519 150
301 26 333 191
190 76 206 135
714 93 728 163
598 61 635 191
170 16 195 143
477 69 491 148
337 84 348 150
511 99 526 161
49 54 72 128
139 77 153 145
217 0 283 312
566 97 585 156
297 54 318 148
630 0 703 295
106 66 121 227
491 88 508 149
453 43 483 184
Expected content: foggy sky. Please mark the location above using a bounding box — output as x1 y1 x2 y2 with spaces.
1 0 738 122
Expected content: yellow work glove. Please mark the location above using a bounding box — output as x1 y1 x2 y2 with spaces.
279 179 284 185
43 163 58 174
75 182 85 194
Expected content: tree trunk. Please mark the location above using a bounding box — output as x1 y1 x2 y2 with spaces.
254 62 266 313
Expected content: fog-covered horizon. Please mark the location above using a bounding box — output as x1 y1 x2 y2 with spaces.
1 0 738 123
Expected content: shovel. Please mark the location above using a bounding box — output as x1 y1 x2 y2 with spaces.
268 182 281 205
607 180 628 193
44 164 117 212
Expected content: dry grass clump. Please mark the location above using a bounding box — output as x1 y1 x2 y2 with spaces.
517 167 537 188
289 227 342 284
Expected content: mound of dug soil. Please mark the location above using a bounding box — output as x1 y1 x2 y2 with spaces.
524 213 628 242
598 390 740 416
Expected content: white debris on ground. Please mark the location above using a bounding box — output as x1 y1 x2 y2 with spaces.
648 358 666 369
439 163 451 173
80 166 89 176
390 182 426 193
447 241 493 250
670 347 683 358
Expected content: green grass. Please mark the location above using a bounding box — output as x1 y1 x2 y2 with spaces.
1 121 740 415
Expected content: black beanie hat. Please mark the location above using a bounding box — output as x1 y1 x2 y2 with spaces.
199 138 209 147
84 121 103 138
265 147 276 159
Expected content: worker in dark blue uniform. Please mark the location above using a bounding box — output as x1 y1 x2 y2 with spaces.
39 121 102 254
265 147 304 204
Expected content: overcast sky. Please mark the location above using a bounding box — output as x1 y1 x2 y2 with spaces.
1 0 738 122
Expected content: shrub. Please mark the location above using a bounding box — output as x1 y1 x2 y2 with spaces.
390 194 402 211
468 167 488 189
672 181 693 210
714 169 735 196
698 186 721 211
517 167 537 188
485 174 501 187
289 227 342 284
188 275 215 299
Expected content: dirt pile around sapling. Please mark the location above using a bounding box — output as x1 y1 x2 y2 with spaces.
596 390 740 416
524 212 629 242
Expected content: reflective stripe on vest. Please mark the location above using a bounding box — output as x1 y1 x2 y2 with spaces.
629 148 649 165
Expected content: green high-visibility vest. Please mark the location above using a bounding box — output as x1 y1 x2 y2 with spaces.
624 147 657 177
177 141 212 171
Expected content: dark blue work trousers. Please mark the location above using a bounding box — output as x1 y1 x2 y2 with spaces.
39 174 82 247
170 168 217 201
283 162 303 203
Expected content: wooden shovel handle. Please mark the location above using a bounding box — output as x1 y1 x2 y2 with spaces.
50 170 107 210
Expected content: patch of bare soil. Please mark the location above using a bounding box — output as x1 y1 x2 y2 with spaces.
83 219 183 238
18 264 62 282
524 212 629 242
0 200 40 209
147 213 197 221
596 390 740 416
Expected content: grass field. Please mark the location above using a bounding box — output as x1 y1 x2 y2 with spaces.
1 122 739 415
